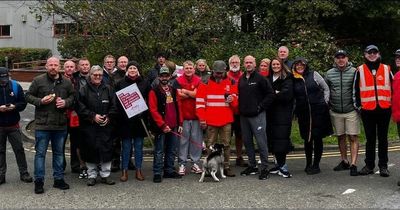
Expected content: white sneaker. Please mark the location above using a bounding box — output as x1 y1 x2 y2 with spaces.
191 163 203 174
178 164 186 176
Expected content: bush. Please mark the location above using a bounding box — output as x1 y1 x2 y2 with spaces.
0 48 52 68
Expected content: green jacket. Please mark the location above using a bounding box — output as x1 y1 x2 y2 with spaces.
325 62 356 113
25 73 75 130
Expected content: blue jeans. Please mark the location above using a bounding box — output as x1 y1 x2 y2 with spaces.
34 130 67 181
121 137 144 170
153 130 178 175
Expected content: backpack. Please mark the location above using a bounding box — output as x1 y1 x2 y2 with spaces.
9 80 18 97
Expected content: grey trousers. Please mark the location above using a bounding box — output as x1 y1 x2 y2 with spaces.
240 111 268 170
178 120 203 165
0 127 29 177
86 162 111 179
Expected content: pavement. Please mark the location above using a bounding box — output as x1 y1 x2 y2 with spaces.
1 81 400 208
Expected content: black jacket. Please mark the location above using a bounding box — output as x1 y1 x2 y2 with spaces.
266 74 294 153
77 81 118 163
115 76 151 138
0 81 27 127
238 70 275 117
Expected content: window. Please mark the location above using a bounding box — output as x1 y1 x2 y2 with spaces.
53 23 79 37
0 25 11 37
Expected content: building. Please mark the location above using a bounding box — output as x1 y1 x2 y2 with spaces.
0 1 67 56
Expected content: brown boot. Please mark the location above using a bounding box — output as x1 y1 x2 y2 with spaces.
136 170 145 181
120 170 128 182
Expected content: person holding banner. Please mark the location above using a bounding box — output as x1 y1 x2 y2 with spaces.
77 65 118 186
149 66 183 183
115 61 150 182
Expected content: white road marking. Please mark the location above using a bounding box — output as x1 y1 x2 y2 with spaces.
342 189 356 195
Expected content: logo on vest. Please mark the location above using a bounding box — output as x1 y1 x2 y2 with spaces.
377 75 384 80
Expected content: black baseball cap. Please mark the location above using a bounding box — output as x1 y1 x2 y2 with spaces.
0 67 9 83
334 50 347 58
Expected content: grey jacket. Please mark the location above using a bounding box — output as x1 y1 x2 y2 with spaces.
25 73 75 130
325 62 356 113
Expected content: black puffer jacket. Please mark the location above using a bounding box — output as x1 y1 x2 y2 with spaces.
266 74 294 153
292 58 333 141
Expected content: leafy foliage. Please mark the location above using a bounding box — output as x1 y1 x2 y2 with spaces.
0 48 51 67
35 0 400 73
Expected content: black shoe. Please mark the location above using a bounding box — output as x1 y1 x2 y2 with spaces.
128 161 136 170
153 174 162 183
20 173 33 183
333 160 350 171
111 161 120 172
397 179 400 187
53 179 70 190
358 165 374 175
259 168 269 180
34 180 44 194
100 177 115 185
379 167 390 177
0 176 5 185
269 166 280 174
87 178 96 186
240 166 259 176
79 167 88 179
350 165 358 176
163 171 182 179
307 165 321 175
304 165 312 174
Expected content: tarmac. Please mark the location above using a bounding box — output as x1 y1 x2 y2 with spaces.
16 81 400 154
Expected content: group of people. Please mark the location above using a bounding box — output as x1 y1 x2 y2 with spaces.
0 44 400 194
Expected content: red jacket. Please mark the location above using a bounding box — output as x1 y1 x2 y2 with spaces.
176 75 201 120
392 71 400 122
227 70 243 83
196 77 238 126
148 85 183 131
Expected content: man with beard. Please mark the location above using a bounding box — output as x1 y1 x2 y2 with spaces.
226 55 247 167
149 66 183 183
196 60 238 177
354 45 393 177
26 57 75 194
147 53 167 85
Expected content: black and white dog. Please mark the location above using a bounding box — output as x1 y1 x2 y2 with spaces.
199 144 226 182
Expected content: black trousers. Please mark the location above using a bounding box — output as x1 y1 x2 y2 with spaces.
304 137 323 167
63 126 81 171
361 108 391 169
0 127 29 177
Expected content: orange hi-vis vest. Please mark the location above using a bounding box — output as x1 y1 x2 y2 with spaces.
358 63 391 110
195 78 238 127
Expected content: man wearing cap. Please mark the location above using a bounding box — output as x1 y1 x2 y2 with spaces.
148 66 183 183
196 60 238 177
354 45 393 177
0 67 33 185
326 50 360 176
26 57 75 194
238 55 274 180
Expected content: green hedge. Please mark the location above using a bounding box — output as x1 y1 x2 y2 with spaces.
0 48 52 68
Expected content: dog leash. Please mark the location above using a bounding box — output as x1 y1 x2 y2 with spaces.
170 130 205 149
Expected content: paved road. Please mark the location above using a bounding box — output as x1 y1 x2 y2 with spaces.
1 143 400 209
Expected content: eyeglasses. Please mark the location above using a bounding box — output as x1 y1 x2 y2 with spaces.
92 74 103 77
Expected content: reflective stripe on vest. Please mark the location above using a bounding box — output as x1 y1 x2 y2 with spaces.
206 102 228 107
358 64 391 110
